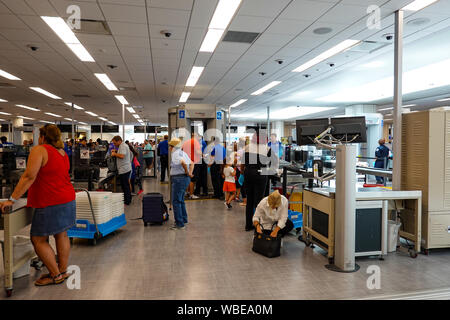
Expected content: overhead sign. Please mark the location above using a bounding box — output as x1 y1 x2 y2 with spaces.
179 110 185 119
216 111 222 120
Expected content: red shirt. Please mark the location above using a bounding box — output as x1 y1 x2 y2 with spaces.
27 144 75 208
182 138 201 164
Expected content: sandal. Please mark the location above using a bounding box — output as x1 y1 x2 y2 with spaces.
37 270 70 281
34 273 64 286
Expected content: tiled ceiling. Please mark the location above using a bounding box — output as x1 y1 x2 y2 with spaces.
0 0 449 126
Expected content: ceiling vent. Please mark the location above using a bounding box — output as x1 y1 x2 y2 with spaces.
71 78 83 82
222 31 260 44
72 94 91 98
73 19 112 36
348 41 389 53
118 87 137 92
313 27 333 35
0 83 16 88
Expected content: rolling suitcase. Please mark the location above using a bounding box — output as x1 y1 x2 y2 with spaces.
142 193 168 226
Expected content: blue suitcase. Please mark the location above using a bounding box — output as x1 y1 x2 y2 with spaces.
142 193 168 226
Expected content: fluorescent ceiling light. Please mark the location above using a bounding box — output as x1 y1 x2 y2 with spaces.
78 122 87 125
0 69 21 80
16 104 40 112
293 39 360 73
403 104 416 108
402 0 439 11
85 111 98 117
40 120 54 124
64 118 76 122
186 67 205 87
378 107 393 111
232 106 337 120
179 92 191 103
133 114 141 119
200 28 225 53
0 112 11 115
437 98 450 102
126 107 136 114
64 102 84 110
41 16 95 62
29 87 62 99
209 0 242 29
0 119 4 122
319 58 450 103
98 117 108 121
230 99 247 108
18 116 34 120
95 73 118 91
115 95 129 105
45 112 61 118
0 98 7 102
108 121 117 125
251 81 282 96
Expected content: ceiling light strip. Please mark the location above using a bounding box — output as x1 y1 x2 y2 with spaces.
0 69 21 80
16 104 40 112
251 81 282 96
45 112 61 118
402 0 439 11
65 102 84 110
95 73 118 91
85 111 98 117
179 92 191 103
230 99 248 108
29 87 62 99
186 67 205 87
115 95 129 105
0 98 8 102
293 39 361 73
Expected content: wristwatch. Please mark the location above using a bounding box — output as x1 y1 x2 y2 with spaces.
8 196 17 204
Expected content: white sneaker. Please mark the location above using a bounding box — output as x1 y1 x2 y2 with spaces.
190 194 199 199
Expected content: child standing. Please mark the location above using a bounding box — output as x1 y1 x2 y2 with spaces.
223 162 236 209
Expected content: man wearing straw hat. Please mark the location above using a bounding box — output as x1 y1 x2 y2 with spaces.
169 137 194 230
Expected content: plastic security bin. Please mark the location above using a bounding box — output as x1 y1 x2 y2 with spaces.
387 220 402 253
0 236 34 279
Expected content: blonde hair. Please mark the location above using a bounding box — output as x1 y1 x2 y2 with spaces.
39 124 64 149
268 190 282 208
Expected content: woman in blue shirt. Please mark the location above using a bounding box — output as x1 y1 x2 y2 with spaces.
169 138 194 230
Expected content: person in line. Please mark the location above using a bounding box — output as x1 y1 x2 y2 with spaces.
194 134 208 197
64 139 73 173
0 136 14 148
111 136 132 205
253 190 294 240
268 133 283 188
241 132 271 231
236 138 247 207
375 139 390 184
128 143 143 196
223 159 236 209
182 132 202 199
143 139 154 176
209 137 226 200
0 124 76 286
169 137 194 230
158 135 169 183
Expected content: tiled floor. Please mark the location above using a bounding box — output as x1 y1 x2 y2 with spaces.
1 178 450 300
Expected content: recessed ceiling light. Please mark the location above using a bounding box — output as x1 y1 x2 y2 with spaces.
45 112 61 117
186 67 205 87
402 0 439 11
0 69 21 81
0 98 7 102
41 16 95 62
78 121 87 125
18 116 34 120
251 81 282 96
16 104 40 112
108 121 117 125
29 87 62 99
378 107 393 111
64 118 75 122
199 29 226 53
437 98 450 102
85 111 98 117
179 92 191 103
95 73 118 91
126 107 136 114
40 120 54 124
0 112 11 115
230 99 247 108
292 39 360 73
133 114 140 119
64 102 84 110
98 117 108 121
115 95 129 105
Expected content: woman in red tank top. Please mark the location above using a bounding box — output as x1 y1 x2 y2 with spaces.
0 124 75 286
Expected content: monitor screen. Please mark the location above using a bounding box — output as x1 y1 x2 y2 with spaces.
296 118 329 146
330 116 367 143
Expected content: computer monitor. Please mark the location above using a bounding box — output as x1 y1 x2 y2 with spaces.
330 116 367 143
296 118 330 146
294 150 308 163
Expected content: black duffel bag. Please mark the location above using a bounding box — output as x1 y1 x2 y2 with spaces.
252 223 281 258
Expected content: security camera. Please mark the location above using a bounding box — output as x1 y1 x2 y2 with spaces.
259 72 267 76
28 45 39 51
328 63 335 67
107 65 118 69
161 99 167 103
161 30 172 38
384 34 394 41
304 74 311 78
275 59 284 65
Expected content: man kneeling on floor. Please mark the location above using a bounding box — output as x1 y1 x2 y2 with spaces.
253 190 293 240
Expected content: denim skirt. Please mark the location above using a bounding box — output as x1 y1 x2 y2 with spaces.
30 200 76 237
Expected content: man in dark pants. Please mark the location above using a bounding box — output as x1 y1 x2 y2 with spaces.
158 135 169 182
111 136 132 205
209 138 226 200
375 139 390 184
194 136 208 196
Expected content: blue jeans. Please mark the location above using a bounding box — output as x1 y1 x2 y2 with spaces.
171 175 191 227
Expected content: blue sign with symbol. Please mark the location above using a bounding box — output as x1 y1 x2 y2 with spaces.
216 111 222 120
179 110 185 119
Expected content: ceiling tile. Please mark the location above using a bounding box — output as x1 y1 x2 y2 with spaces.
237 0 292 18
229 15 274 33
279 0 336 21
101 3 147 23
0 14 29 29
149 0 194 11
1 0 35 15
24 0 59 16
147 7 191 27
49 0 104 20
108 21 148 37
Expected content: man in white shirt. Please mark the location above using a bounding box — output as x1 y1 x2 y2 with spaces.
252 190 293 238
111 136 132 205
